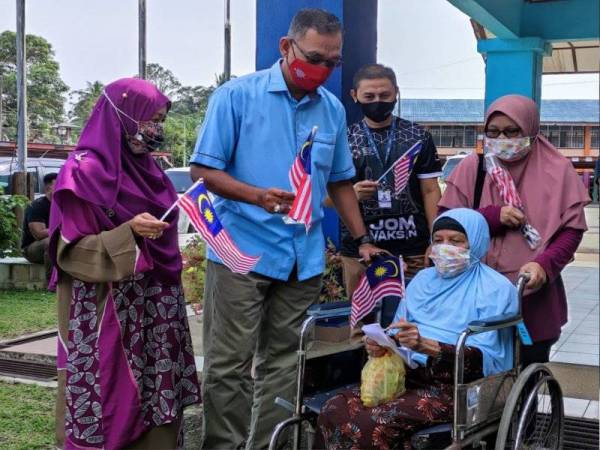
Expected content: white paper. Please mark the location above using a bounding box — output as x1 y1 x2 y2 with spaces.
362 323 418 369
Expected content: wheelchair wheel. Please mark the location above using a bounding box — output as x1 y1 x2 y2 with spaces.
495 363 564 450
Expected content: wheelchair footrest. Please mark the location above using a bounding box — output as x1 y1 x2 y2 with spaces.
410 423 453 450
303 383 358 414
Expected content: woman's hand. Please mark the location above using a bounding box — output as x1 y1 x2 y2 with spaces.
364 337 387 358
500 206 526 228
387 319 421 350
519 262 547 292
128 213 168 239
354 180 379 201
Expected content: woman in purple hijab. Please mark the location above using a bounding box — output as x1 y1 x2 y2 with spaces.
50 78 200 449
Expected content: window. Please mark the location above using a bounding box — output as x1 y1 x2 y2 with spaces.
424 125 481 149
591 127 599 149
464 126 476 147
440 126 453 147
428 126 441 147
540 125 584 148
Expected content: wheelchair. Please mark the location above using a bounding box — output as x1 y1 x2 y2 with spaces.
269 274 564 450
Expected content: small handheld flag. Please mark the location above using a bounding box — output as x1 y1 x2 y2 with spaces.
351 255 405 327
175 179 260 274
485 154 541 249
393 141 422 196
285 126 317 231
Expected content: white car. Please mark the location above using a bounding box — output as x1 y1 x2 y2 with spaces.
439 153 470 191
165 167 194 233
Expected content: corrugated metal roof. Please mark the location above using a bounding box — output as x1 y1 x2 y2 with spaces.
399 99 599 124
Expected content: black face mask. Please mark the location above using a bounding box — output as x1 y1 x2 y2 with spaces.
358 100 396 123
135 122 165 152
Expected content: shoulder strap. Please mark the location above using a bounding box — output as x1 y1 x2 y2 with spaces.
473 153 485 209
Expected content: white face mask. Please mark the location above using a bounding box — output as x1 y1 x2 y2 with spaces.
429 243 471 279
484 136 532 162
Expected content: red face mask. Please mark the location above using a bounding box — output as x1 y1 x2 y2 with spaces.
288 57 333 92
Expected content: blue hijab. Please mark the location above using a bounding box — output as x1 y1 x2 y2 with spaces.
393 208 518 376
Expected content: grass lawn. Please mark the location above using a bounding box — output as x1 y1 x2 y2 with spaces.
0 382 55 449
0 290 56 340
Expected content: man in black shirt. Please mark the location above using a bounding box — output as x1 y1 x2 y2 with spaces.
22 172 57 281
341 64 442 324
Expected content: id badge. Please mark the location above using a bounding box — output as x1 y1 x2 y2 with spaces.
378 189 392 209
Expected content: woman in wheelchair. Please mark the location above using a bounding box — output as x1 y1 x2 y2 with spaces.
317 208 518 450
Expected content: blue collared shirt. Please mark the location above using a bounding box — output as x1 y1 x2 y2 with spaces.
190 61 355 281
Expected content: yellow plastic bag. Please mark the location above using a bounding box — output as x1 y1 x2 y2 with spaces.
360 351 406 407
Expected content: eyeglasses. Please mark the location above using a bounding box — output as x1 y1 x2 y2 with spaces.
484 127 522 138
290 40 342 69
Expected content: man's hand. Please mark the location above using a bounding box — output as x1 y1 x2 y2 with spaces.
358 243 391 264
129 213 168 239
364 337 387 358
387 319 421 350
257 188 295 214
519 262 547 292
353 180 378 202
500 206 526 228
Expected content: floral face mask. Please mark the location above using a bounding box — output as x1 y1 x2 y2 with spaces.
429 243 471 279
484 136 532 162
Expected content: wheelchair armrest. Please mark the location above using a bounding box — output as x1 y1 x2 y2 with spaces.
467 314 522 333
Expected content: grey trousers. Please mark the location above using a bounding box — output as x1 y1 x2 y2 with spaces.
23 237 51 281
201 261 322 450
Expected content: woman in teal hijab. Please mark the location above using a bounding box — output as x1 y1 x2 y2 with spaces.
318 208 517 449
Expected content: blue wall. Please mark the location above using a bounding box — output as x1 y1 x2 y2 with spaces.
256 0 377 247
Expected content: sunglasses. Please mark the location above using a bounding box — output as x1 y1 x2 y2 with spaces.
290 40 342 69
484 127 522 138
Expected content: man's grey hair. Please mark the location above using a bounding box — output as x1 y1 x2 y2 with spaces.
287 8 342 40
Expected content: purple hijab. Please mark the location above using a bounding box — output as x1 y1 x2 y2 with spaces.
49 78 182 284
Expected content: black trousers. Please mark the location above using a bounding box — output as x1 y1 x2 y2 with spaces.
521 337 558 367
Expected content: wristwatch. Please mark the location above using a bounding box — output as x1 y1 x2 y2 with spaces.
354 234 374 247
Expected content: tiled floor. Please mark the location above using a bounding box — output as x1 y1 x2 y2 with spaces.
539 395 599 419
551 265 599 367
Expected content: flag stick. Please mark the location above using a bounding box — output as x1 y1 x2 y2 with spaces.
376 141 421 183
160 177 204 222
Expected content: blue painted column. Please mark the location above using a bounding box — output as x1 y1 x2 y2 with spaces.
256 0 378 247
478 37 551 110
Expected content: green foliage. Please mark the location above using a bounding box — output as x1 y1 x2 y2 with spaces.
147 63 181 99
0 188 29 257
0 382 55 449
319 239 347 303
0 289 56 339
0 30 69 143
181 235 206 306
69 80 104 136
163 113 201 167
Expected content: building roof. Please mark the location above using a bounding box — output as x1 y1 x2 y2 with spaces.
399 99 600 124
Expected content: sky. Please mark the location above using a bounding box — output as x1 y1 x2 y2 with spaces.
0 0 598 100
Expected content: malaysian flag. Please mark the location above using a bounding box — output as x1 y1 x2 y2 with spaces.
351 255 405 327
393 141 422 196
485 154 541 249
179 179 260 274
486 159 522 208
286 126 317 231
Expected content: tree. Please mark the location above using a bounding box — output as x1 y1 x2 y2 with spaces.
171 85 214 116
146 63 181 99
69 80 104 132
0 31 68 142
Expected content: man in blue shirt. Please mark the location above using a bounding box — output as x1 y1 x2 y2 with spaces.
190 8 383 450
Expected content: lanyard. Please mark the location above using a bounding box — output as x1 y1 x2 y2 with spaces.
360 118 396 169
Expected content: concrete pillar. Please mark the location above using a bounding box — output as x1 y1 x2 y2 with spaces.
478 37 551 110
256 0 378 246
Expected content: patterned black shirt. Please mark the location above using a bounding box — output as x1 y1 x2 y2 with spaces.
340 116 442 257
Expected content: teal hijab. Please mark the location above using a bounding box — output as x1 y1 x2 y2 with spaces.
393 208 518 376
